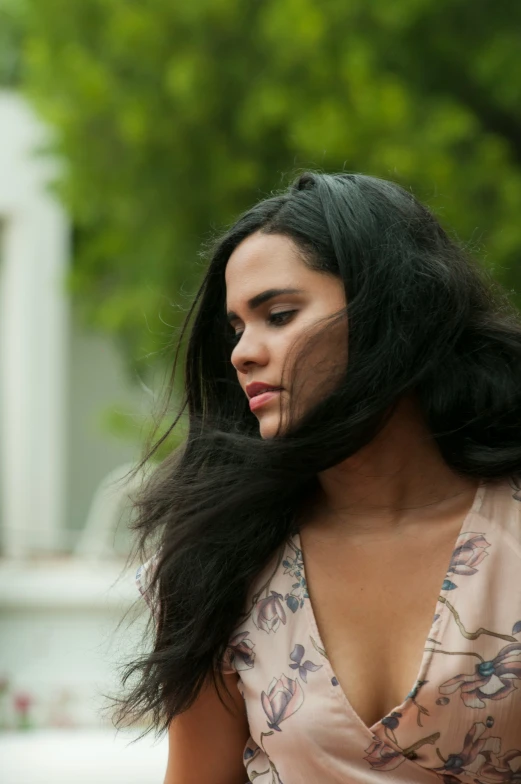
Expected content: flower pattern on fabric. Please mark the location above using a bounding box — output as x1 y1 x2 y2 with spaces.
432 720 504 779
253 591 287 634
282 541 309 613
363 737 406 771
222 631 255 672
479 746 521 782
288 644 322 682
243 739 283 784
253 640 323 779
439 641 521 708
261 674 305 731
442 532 491 591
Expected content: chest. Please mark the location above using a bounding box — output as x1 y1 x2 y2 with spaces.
298 522 462 729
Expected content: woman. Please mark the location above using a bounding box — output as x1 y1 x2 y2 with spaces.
122 172 521 783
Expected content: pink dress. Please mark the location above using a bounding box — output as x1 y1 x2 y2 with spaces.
137 476 521 783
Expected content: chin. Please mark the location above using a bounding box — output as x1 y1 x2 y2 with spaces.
258 413 281 440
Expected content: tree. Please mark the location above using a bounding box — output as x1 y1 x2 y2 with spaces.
0 0 25 85
15 0 521 385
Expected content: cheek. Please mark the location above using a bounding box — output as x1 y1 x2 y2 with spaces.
265 326 299 371
282 316 347 408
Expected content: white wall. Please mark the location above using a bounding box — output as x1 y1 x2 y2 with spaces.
0 90 69 557
0 729 169 784
65 319 145 539
0 90 148 555
0 92 162 741
0 559 146 730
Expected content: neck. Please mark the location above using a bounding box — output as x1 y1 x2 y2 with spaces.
307 395 481 538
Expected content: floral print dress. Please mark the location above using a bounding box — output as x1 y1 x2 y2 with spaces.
137 476 521 784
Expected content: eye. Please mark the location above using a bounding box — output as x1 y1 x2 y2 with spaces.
226 310 297 347
268 310 297 327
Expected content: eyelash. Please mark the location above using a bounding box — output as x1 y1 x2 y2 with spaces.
227 310 297 347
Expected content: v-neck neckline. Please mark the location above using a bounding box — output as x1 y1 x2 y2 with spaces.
292 479 488 739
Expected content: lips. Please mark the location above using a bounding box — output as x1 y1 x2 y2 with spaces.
248 388 282 412
245 382 282 399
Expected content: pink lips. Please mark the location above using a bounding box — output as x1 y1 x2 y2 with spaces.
249 389 281 412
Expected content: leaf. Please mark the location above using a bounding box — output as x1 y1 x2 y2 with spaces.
512 620 521 635
286 595 299 613
310 635 328 659
290 643 304 662
442 579 457 591
302 660 322 672
20 0 521 462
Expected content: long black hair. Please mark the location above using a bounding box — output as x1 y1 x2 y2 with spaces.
113 171 521 735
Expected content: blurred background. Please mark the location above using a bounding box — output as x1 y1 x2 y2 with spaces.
0 0 520 781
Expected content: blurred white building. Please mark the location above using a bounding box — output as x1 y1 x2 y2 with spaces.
0 91 165 776
0 90 148 560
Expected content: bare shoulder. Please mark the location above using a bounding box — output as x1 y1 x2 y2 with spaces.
163 673 249 784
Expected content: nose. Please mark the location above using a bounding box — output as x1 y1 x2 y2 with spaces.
231 328 269 375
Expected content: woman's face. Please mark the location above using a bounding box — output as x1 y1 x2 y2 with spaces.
225 231 347 439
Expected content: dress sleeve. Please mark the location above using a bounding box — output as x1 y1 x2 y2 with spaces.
216 630 256 676
218 642 237 675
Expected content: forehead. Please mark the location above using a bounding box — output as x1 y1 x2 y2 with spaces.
225 232 309 297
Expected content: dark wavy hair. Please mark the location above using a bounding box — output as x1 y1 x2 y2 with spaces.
112 171 521 736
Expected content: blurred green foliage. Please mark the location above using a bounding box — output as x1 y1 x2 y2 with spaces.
99 404 187 461
0 0 25 85
6 0 521 387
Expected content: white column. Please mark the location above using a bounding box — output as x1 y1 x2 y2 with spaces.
0 91 69 557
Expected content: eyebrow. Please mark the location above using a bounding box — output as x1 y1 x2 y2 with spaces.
226 288 304 324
